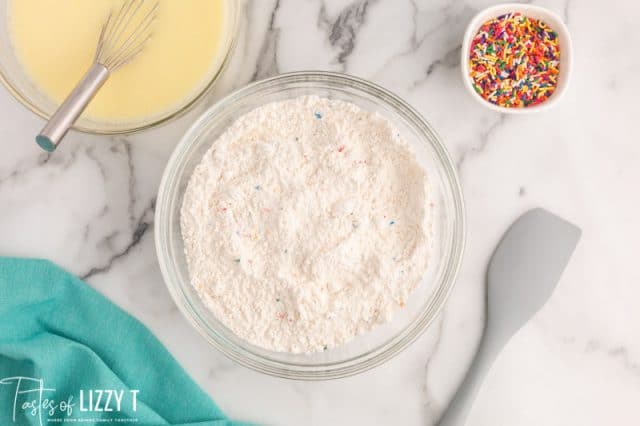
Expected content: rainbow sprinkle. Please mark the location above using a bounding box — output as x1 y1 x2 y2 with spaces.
468 12 560 108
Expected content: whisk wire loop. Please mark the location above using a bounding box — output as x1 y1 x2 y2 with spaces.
105 3 158 70
97 0 158 71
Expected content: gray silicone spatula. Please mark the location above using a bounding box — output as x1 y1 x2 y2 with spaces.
438 208 581 426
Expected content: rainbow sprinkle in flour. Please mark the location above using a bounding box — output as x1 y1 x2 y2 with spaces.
181 96 433 353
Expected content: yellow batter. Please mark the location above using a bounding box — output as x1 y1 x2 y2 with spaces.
9 0 229 123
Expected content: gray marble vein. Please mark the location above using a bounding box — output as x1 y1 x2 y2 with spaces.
121 139 137 226
318 0 376 69
563 0 571 24
251 0 281 80
85 146 109 179
370 2 474 88
422 316 446 424
456 114 507 171
0 151 64 185
606 346 640 376
410 43 461 89
80 198 155 280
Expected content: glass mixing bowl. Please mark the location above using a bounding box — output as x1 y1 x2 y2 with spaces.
155 72 465 380
0 0 239 134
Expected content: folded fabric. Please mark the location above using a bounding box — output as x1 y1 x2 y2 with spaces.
0 257 246 425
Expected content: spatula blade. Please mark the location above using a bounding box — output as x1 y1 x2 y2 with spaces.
487 208 581 330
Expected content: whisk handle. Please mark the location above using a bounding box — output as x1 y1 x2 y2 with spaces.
36 63 110 152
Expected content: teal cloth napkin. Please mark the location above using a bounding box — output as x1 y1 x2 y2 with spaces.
0 257 245 426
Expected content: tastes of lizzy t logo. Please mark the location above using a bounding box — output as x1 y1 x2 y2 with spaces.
0 376 140 424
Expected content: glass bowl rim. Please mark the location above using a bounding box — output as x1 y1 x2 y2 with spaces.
155 71 466 380
0 0 240 135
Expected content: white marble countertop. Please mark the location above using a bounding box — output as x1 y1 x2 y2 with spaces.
1 0 639 424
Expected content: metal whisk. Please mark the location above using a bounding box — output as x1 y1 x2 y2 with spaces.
36 0 159 152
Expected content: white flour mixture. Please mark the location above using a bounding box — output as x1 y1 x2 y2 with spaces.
181 96 432 353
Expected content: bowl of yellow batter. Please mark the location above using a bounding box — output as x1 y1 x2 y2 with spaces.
0 0 239 134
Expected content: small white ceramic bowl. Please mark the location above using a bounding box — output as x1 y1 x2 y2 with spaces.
461 3 572 114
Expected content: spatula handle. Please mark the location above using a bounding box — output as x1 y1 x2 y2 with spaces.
438 332 502 426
